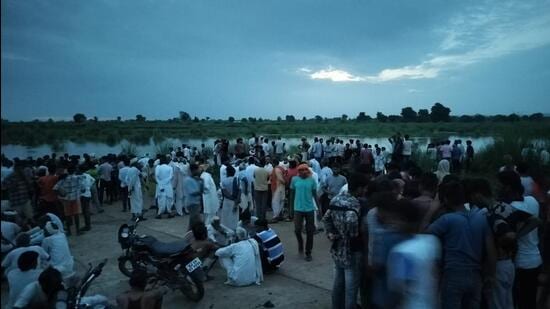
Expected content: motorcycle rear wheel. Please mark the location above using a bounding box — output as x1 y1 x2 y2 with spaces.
118 256 145 277
179 270 204 302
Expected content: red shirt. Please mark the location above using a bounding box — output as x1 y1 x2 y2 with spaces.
38 175 59 202
285 167 298 187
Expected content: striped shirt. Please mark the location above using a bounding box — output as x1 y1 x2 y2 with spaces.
255 228 284 266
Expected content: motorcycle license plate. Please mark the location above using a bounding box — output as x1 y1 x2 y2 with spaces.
185 258 202 273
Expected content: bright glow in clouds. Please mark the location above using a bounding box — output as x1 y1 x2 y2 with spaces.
304 1 550 83
309 68 365 82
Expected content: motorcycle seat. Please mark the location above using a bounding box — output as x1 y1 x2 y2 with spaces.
143 237 191 256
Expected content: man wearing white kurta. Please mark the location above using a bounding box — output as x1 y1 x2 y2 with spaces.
155 158 174 219
221 166 240 231
171 160 188 216
118 161 131 212
215 227 263 286
126 164 144 220
41 222 74 278
201 166 219 225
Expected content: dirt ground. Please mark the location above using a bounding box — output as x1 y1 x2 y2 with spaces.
1 196 335 309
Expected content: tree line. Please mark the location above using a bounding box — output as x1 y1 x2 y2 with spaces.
4 102 545 124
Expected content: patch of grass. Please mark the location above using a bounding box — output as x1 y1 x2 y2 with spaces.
120 142 138 156
2 119 550 147
154 142 171 156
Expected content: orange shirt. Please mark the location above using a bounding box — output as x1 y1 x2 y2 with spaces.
38 175 59 202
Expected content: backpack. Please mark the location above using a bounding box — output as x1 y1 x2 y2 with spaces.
328 205 362 251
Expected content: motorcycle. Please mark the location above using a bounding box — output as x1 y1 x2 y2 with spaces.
58 259 110 308
117 216 204 302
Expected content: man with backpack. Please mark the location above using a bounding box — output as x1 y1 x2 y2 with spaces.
323 173 368 309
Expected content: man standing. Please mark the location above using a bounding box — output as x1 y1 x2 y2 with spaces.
97 157 113 205
201 164 219 225
77 166 95 231
2 160 34 222
291 164 319 261
53 165 84 236
126 162 145 221
274 137 285 160
155 157 174 219
118 159 131 212
402 134 413 163
270 159 286 222
323 173 366 309
310 138 323 162
254 159 270 221
322 166 348 215
465 140 474 171
427 181 496 309
184 164 204 230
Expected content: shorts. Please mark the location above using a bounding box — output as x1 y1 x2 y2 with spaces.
62 200 82 216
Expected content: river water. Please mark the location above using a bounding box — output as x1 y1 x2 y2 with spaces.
1 135 495 159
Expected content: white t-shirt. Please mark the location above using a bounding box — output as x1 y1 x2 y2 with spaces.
118 166 130 187
439 145 452 159
274 140 285 154
402 140 413 156
387 235 440 309
7 268 42 308
245 164 258 187
80 173 96 198
41 233 74 277
511 196 542 269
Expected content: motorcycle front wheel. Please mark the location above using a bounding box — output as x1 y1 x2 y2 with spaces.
179 270 204 302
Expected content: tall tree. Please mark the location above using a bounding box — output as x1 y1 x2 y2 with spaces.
73 113 87 123
376 112 388 122
400 107 417 122
136 114 146 122
430 103 451 122
356 112 369 121
285 115 296 122
417 109 430 122
388 115 402 122
179 111 191 121
228 116 235 123
341 114 348 121
529 113 544 121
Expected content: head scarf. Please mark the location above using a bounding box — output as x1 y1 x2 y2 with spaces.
435 159 450 183
45 221 60 235
236 227 248 241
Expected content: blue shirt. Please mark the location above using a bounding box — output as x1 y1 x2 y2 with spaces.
290 176 317 212
184 176 203 207
427 207 489 271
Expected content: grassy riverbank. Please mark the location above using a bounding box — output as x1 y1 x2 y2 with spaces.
3 119 550 146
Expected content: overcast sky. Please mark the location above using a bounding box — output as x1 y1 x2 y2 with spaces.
2 0 550 121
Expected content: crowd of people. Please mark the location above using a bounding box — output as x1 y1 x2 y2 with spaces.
1 133 549 308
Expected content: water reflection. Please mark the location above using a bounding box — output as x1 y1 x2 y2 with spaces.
1 135 495 159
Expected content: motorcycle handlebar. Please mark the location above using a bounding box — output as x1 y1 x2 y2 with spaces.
89 259 108 277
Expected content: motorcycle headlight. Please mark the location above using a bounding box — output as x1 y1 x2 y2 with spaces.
118 224 132 247
120 227 129 238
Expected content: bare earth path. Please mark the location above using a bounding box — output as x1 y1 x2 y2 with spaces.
2 196 334 309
